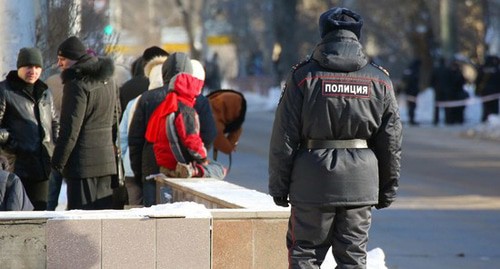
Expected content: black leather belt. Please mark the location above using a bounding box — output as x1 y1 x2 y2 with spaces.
302 139 368 149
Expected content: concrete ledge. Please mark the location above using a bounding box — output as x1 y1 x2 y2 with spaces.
211 214 289 268
1 178 290 268
210 208 290 219
155 176 289 211
0 219 46 269
153 177 290 269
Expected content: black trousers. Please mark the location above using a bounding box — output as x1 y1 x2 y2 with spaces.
21 178 48 211
433 104 444 125
482 100 499 122
66 176 113 210
287 204 372 269
407 100 417 124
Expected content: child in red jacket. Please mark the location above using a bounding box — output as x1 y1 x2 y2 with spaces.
145 72 226 179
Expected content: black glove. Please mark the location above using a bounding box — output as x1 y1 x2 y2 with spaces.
52 164 63 174
273 196 289 207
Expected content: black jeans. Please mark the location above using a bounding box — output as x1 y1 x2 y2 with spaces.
46 169 64 210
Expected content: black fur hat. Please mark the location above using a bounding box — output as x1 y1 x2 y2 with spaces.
319 7 363 39
142 46 169 63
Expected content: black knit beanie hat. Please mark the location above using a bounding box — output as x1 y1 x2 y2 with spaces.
142 46 169 63
57 36 87 60
17 47 43 68
319 7 363 39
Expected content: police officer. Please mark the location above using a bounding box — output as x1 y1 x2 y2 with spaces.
268 7 402 268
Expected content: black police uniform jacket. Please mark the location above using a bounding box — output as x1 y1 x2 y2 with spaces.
0 71 59 180
52 55 117 179
269 30 402 207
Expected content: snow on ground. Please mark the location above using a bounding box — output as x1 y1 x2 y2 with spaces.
322 247 388 269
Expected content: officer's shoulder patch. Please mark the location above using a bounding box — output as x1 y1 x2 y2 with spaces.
291 58 310 72
370 62 390 76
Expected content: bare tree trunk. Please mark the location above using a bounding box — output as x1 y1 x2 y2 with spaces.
403 0 436 91
35 0 51 76
69 0 82 36
174 0 201 59
146 0 162 46
440 0 456 59
484 0 500 56
200 0 210 61
273 0 298 84
0 0 36 77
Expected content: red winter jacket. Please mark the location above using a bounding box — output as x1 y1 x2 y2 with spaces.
145 73 206 170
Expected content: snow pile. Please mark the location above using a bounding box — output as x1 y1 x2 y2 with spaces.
321 247 387 269
0 202 212 220
129 201 212 218
463 114 500 141
244 86 281 112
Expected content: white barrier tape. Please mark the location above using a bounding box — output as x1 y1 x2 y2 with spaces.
403 92 500 108
403 95 419 103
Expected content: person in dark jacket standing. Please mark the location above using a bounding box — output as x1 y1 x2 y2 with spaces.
402 58 421 125
475 55 500 122
445 60 467 125
129 52 217 206
0 47 59 210
268 8 402 268
430 57 450 125
51 36 117 210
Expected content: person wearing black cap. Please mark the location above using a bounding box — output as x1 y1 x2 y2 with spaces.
119 46 169 113
56 36 88 70
268 7 402 268
0 47 59 210
51 36 118 210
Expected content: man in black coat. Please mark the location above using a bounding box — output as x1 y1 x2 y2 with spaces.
51 36 117 210
0 47 59 210
268 7 402 268
402 58 421 125
431 57 450 125
475 55 500 122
